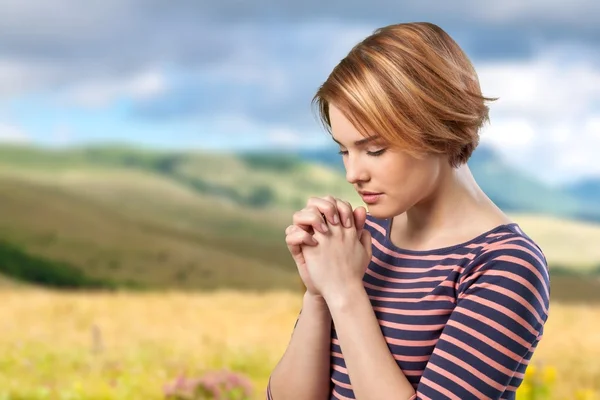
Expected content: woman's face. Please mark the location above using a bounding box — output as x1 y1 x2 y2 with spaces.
328 104 446 219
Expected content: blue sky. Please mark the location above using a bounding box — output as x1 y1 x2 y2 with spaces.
0 1 599 184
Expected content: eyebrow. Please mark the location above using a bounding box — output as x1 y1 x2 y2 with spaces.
331 135 381 147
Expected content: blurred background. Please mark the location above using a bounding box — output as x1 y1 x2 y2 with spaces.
0 1 599 399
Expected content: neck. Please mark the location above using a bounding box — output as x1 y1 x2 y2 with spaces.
397 163 496 237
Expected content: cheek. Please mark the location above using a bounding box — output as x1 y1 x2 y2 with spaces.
381 158 438 196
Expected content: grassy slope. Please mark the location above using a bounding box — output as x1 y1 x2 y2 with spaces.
0 145 599 292
510 213 600 271
0 172 299 291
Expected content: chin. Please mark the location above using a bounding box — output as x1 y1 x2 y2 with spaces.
365 204 403 220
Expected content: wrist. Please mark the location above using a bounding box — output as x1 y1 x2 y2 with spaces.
303 291 330 313
323 282 367 313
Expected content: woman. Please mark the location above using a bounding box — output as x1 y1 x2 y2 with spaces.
266 22 550 400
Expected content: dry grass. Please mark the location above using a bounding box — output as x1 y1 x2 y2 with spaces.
0 289 598 399
510 213 600 272
0 288 303 399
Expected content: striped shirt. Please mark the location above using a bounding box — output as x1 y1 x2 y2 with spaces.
268 214 550 400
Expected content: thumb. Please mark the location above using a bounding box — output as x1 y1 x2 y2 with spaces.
353 206 367 238
359 228 372 259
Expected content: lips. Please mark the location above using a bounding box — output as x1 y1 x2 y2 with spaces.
359 192 384 204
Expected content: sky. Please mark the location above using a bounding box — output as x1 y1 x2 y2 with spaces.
0 1 599 185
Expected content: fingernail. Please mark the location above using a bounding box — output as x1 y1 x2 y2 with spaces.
333 214 339 225
345 217 351 228
321 223 328 232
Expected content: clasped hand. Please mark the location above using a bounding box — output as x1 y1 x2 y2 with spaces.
285 196 372 303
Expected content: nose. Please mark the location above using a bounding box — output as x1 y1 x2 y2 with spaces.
344 153 369 184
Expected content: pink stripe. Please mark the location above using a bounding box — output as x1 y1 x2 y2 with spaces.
371 237 477 261
496 254 549 299
332 353 443 368
466 282 546 326
372 305 453 316
331 377 352 390
333 388 354 400
366 267 450 284
378 318 446 332
433 348 508 391
425 363 488 398
419 376 461 400
458 270 548 326
460 294 540 338
489 231 514 239
369 251 466 274
385 336 440 347
440 334 521 376
461 267 548 315
365 218 386 235
368 293 456 304
484 241 547 275
333 336 438 348
363 279 455 293
453 307 533 349
476 244 549 294
394 354 431 363
364 280 440 294
479 240 549 283
332 363 347 374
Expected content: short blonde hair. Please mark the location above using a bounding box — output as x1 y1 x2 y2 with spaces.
312 22 496 167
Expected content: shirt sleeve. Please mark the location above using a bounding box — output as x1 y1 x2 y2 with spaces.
414 235 551 399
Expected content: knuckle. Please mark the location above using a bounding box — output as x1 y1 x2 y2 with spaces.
305 205 318 213
322 202 336 213
335 200 351 215
301 231 312 240
306 196 319 206
285 232 300 243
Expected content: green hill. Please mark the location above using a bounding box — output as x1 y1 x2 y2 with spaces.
0 173 299 291
0 144 599 296
0 144 361 210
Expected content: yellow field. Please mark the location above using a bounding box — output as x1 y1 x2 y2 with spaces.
1 288 599 400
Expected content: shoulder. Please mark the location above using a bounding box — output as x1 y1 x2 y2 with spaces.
459 224 551 321
469 223 549 277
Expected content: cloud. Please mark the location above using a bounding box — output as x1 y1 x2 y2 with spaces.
129 22 375 126
266 127 329 149
0 0 597 100
478 50 600 183
0 122 29 143
65 70 167 108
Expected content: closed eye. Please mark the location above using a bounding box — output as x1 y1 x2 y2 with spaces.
337 149 387 157
367 149 386 157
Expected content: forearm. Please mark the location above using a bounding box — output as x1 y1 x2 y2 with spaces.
268 292 332 400
327 285 416 400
